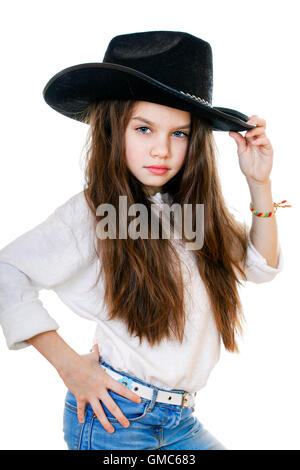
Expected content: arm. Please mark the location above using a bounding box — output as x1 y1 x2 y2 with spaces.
26 329 142 433
0 192 90 350
247 178 279 268
229 114 284 280
0 192 141 432
27 330 82 376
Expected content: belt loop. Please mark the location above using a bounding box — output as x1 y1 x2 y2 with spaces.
147 388 158 412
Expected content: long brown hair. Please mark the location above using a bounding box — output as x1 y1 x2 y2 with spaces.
82 100 249 353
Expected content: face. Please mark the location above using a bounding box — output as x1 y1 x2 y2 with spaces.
124 101 191 196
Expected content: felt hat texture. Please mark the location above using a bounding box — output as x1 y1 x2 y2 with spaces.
43 30 256 132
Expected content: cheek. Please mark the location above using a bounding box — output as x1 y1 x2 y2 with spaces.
125 134 145 167
124 134 135 167
174 145 188 168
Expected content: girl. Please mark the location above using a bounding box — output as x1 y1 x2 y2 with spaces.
0 31 288 450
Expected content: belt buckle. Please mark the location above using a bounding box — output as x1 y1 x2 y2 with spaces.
181 391 189 409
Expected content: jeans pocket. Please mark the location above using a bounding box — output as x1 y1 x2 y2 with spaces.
100 389 150 423
63 401 84 450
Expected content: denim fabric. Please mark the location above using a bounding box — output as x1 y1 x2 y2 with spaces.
63 359 226 450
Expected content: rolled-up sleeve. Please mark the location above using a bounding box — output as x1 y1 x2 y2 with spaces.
242 228 284 283
0 206 85 350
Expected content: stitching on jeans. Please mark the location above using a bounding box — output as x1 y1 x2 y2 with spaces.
92 403 150 423
160 408 170 427
76 416 85 450
64 401 85 449
135 400 190 411
65 397 191 414
88 415 96 450
65 402 77 413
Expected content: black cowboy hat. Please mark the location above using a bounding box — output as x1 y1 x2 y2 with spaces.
43 30 256 132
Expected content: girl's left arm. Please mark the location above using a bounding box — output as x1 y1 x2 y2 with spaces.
229 115 279 268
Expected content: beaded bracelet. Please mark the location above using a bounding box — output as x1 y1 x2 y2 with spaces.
250 200 292 217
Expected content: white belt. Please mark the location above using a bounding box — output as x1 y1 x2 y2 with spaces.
100 363 196 408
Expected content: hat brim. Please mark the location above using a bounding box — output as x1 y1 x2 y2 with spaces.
43 62 256 132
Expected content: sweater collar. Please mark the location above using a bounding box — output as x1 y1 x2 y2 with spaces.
149 192 172 206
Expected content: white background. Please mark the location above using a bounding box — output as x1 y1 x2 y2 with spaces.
0 0 299 450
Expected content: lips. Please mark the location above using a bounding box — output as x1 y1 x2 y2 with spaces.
146 166 169 175
146 165 169 169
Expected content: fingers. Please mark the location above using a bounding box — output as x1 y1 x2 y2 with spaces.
229 131 247 152
244 116 268 146
108 375 142 404
247 115 266 128
91 375 143 432
91 343 100 356
77 400 86 424
73 365 143 434
76 394 123 434
90 398 116 434
99 391 131 428
76 392 127 434
245 125 266 140
92 344 100 361
250 137 269 146
245 128 271 148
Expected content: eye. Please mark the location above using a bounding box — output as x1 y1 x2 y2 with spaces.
136 126 151 134
173 131 189 138
136 127 189 138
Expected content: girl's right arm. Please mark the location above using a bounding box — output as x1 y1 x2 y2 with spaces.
28 330 142 433
0 195 140 432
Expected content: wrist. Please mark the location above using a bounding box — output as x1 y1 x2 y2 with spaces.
247 177 272 198
246 178 274 213
28 330 81 377
56 349 83 378
246 177 272 190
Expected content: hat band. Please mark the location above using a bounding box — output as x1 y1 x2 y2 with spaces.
180 90 212 107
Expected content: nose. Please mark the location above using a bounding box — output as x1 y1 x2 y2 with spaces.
150 136 170 159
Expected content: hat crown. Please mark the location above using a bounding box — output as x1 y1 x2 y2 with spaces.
43 30 252 131
103 31 213 104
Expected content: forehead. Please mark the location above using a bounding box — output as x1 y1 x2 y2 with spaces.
131 100 190 120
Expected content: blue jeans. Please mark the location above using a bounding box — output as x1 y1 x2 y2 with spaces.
63 359 226 450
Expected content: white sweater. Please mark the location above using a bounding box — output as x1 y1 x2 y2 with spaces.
0 191 284 392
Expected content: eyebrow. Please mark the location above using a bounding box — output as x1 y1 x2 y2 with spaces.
131 116 191 129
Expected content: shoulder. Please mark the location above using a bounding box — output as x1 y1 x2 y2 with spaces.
53 190 96 248
54 190 94 227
